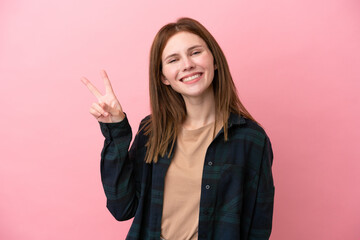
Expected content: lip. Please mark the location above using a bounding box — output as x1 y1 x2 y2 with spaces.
181 73 203 85
179 72 203 81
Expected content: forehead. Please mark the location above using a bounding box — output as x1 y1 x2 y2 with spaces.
162 31 207 59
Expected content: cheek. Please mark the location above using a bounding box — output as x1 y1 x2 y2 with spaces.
198 54 214 70
203 59 215 75
162 66 178 81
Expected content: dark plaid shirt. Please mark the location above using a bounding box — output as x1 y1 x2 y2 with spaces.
99 113 274 240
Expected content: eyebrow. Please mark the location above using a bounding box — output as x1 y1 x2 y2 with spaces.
163 45 204 61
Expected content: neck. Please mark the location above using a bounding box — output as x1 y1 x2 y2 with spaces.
182 86 216 130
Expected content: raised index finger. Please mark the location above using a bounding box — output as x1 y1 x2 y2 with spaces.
81 77 102 99
100 70 114 94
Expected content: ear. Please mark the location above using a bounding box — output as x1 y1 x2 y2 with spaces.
161 74 171 85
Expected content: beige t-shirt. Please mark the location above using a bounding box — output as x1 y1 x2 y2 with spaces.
160 121 221 240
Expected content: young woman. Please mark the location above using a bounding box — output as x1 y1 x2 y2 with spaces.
82 17 274 240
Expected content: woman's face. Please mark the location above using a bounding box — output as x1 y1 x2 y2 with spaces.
161 31 216 100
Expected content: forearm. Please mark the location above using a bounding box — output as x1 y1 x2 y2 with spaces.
99 116 138 221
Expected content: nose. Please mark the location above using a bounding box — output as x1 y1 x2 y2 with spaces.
182 56 195 71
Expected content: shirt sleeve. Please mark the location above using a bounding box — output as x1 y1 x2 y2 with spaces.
248 135 275 239
98 114 143 221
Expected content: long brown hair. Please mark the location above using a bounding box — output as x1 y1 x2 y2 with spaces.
143 17 256 164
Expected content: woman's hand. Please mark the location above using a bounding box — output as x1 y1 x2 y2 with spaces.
81 70 125 123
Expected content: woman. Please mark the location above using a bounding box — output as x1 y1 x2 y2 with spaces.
81 17 274 240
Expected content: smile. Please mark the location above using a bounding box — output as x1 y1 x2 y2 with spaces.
181 73 202 83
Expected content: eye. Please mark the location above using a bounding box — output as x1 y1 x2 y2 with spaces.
168 59 177 64
192 50 201 55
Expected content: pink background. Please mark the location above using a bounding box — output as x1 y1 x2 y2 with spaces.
1 0 360 239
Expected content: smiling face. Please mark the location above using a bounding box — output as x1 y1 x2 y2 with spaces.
161 31 216 100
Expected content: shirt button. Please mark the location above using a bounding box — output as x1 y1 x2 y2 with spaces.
208 161 213 166
205 185 210 190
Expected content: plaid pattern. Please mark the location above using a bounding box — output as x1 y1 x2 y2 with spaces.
99 113 274 240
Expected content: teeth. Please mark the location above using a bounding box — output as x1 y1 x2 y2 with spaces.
182 74 201 82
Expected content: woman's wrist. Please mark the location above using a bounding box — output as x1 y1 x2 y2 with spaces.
111 111 126 123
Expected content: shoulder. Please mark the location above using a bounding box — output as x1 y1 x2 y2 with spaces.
227 114 274 167
140 114 151 125
133 114 151 141
243 117 267 137
228 113 271 147
137 115 151 132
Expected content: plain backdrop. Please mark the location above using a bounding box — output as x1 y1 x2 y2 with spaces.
1 0 360 239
